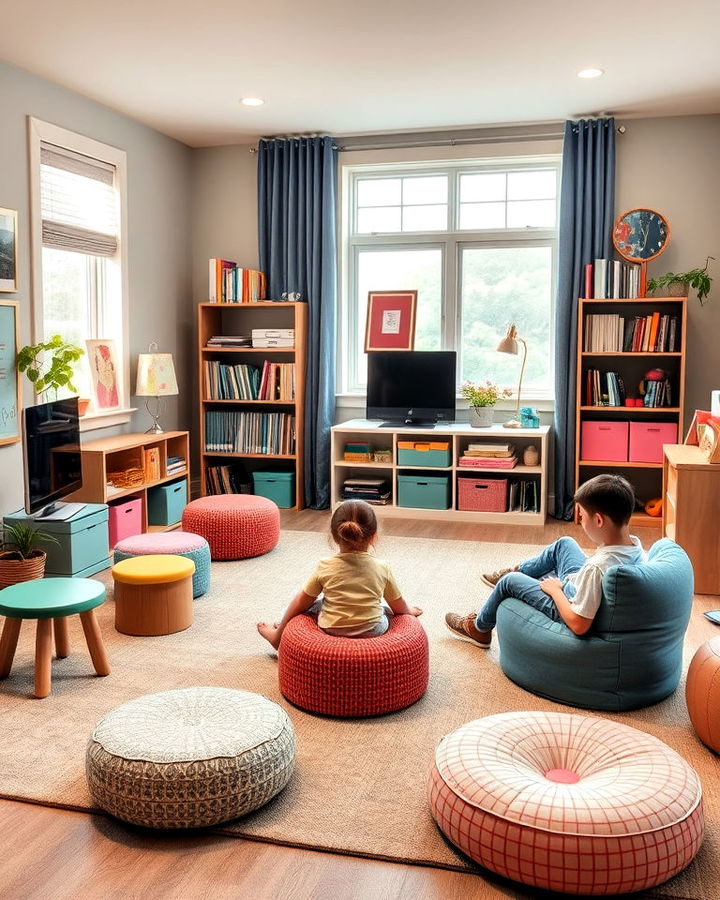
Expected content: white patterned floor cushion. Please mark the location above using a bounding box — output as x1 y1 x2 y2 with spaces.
87 687 296 828
429 711 703 895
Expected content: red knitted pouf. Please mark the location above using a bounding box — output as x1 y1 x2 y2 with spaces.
278 613 429 717
181 495 280 561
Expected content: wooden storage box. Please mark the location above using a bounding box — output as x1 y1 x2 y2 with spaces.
147 479 187 526
458 477 508 512
108 497 143 548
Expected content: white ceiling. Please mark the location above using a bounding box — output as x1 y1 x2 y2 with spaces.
3 0 720 148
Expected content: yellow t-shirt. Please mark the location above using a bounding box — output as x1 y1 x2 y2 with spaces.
303 552 402 632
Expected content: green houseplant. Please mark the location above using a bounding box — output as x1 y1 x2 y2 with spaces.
16 335 85 397
461 380 512 428
0 521 59 588
647 256 715 306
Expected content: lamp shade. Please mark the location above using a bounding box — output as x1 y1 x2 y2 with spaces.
497 324 519 355
135 349 178 397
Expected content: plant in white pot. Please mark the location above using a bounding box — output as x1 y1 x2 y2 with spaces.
461 380 512 428
0 522 59 589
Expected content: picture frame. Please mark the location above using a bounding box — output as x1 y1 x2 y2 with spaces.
86 338 120 410
364 290 417 352
0 300 21 445
0 208 18 292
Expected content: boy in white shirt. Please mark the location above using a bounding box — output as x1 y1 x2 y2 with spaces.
445 474 647 647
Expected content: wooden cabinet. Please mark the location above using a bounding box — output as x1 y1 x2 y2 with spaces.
67 431 190 533
197 301 307 509
663 444 720 594
575 296 687 529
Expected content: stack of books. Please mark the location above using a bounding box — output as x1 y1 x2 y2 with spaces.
341 477 390 505
343 442 372 462
251 329 294 348
206 334 252 348
167 456 186 476
459 443 517 469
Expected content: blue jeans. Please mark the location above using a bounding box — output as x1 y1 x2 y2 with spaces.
307 598 391 637
475 536 588 632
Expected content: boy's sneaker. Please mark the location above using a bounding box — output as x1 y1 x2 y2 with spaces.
444 612 492 648
481 566 516 588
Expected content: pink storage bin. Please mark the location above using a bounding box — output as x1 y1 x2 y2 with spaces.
458 477 508 512
629 422 678 463
581 421 629 462
108 497 143 548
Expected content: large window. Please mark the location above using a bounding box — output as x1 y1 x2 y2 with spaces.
342 159 559 397
29 119 129 424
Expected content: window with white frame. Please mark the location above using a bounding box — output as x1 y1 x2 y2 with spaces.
342 159 559 399
29 118 129 422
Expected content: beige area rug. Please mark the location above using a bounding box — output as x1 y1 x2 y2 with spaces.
1 531 718 900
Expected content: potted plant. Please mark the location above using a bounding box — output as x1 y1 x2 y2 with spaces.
461 380 512 428
647 256 715 306
16 334 85 398
0 522 59 589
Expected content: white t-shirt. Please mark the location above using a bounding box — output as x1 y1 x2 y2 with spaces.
564 536 646 620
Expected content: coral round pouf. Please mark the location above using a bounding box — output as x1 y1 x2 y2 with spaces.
686 636 720 753
113 531 211 597
86 687 296 828
429 712 703 896
278 614 429 717
182 495 280 560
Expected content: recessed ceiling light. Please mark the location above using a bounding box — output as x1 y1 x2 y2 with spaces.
577 68 604 79
241 97 265 107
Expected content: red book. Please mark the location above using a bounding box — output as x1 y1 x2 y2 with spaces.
584 263 593 299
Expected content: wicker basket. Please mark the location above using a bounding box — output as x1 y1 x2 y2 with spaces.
458 477 508 512
107 467 145 489
0 550 46 589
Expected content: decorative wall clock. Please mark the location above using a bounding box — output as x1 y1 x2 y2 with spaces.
612 208 670 263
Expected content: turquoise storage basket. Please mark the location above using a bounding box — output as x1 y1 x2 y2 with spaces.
253 471 295 508
147 479 188 526
397 444 451 467
397 474 450 510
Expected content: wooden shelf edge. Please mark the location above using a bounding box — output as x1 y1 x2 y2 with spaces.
578 460 664 469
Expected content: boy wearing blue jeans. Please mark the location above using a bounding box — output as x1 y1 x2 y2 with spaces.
445 474 646 647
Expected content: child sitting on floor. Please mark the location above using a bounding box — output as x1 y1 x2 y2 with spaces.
444 473 647 647
257 499 422 649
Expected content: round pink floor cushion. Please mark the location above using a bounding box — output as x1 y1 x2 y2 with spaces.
429 711 703 896
182 495 280 560
114 531 207 555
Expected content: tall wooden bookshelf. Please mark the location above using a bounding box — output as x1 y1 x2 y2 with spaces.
197 301 307 509
575 295 687 529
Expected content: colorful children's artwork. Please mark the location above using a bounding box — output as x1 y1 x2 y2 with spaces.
86 339 120 409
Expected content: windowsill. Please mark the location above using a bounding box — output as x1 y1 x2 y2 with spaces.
79 407 136 432
335 394 556 413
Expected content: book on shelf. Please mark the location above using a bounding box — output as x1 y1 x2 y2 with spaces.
458 456 517 469
587 259 641 299
207 259 267 303
143 447 161 481
251 329 295 349
508 479 539 513
585 313 679 352
205 462 253 495
206 334 252 348
341 477 390 504
464 443 514 458
203 360 296 401
204 410 296 455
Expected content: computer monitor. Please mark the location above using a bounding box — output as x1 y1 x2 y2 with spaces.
366 351 456 427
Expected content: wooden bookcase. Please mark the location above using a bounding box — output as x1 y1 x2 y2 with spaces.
197 301 307 509
66 431 190 532
575 296 687 529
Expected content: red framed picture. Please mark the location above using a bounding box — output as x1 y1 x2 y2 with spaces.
364 290 417 352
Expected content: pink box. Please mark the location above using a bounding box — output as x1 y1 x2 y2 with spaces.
108 497 143 548
629 422 678 463
581 421 629 461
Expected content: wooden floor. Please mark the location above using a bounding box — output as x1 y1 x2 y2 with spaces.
1 511 716 900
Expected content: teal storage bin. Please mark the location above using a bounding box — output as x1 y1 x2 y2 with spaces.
397 474 451 510
147 479 188 526
252 471 295 508
3 503 110 577
397 443 451 467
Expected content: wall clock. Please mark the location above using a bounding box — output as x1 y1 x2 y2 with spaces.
612 208 670 263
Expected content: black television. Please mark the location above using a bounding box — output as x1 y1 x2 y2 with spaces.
22 397 85 520
366 351 456 427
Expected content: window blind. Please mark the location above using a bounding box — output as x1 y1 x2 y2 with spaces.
40 144 119 257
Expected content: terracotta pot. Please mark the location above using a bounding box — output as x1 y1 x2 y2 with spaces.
0 550 47 590
77 398 91 416
468 406 495 428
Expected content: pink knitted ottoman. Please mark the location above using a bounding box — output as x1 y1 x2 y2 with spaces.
181 495 280 561
429 711 703 895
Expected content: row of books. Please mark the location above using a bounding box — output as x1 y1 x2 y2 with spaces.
584 369 673 407
585 259 641 299
584 313 680 353
205 463 252 495
509 480 539 513
341 478 391 505
204 411 296 455
208 259 266 303
203 360 296 401
166 455 186 476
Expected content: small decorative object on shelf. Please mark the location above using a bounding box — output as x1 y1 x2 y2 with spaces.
372 449 392 463
519 407 540 428
523 445 540 467
612 207 671 296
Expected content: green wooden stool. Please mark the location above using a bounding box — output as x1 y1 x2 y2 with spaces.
0 578 110 698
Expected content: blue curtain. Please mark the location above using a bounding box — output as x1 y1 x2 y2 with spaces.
553 119 616 520
258 137 338 509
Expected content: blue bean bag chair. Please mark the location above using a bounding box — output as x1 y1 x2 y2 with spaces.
495 539 693 711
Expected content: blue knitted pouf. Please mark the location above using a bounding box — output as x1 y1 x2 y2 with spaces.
113 531 211 598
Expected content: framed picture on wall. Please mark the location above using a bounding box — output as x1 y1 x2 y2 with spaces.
364 290 417 352
0 208 18 292
86 339 120 410
0 300 21 445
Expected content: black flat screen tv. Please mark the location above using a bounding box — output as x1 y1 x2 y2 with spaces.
366 351 456 427
22 397 84 519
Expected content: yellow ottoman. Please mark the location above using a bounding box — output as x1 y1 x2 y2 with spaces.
112 555 195 636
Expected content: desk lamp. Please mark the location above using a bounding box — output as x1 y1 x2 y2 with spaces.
496 324 528 428
135 342 178 433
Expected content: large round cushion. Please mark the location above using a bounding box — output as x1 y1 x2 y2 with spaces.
182 495 280 561
86 687 296 828
686 636 720 753
278 613 429 717
113 531 211 598
429 711 703 896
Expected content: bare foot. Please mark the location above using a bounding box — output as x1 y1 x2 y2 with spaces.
257 622 282 650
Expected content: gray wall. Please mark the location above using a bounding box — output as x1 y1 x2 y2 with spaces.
0 61 193 515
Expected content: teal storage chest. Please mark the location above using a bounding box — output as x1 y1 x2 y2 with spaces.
252 471 295 508
147 479 188 526
397 442 451 467
397 474 451 510
3 503 110 577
